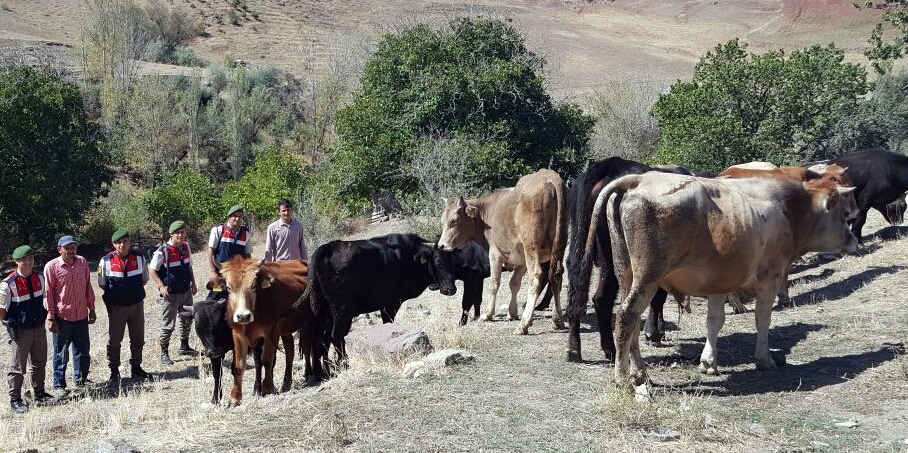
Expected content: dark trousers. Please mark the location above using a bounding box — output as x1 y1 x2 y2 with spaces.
7 326 47 400
52 318 90 389
107 303 145 369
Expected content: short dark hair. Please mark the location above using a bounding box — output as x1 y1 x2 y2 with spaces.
278 199 293 209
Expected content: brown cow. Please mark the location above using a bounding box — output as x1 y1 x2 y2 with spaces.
583 172 857 387
218 257 314 406
439 169 568 335
718 162 858 310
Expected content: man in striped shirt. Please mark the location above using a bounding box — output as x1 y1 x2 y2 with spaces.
44 235 96 395
263 199 308 262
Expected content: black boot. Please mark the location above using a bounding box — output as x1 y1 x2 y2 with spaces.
160 342 174 366
131 364 150 380
10 399 27 414
178 317 199 356
107 368 121 387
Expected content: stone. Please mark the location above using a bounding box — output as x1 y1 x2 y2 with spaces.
403 349 475 378
345 322 432 358
97 440 141 453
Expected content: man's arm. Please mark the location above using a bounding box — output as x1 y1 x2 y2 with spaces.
97 257 107 289
243 230 253 258
263 222 275 262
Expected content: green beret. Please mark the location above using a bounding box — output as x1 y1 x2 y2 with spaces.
11 245 33 260
111 227 130 242
169 220 186 234
226 204 244 219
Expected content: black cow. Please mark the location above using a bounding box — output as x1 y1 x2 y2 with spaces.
454 241 491 326
828 148 908 241
192 296 294 404
566 157 694 364
303 233 460 368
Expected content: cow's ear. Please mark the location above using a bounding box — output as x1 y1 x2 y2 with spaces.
415 250 430 265
254 267 275 289
465 205 479 218
457 196 466 208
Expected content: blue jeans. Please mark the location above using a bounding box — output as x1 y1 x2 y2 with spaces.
52 318 91 389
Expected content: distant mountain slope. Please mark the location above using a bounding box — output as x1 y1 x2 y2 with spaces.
0 0 882 93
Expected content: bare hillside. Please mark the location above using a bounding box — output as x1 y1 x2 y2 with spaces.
0 0 883 94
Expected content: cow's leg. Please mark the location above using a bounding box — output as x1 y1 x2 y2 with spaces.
775 268 793 308
533 261 551 311
483 253 505 321
261 337 278 395
281 334 294 393
753 288 779 371
642 288 668 344
594 268 618 363
510 266 528 324
548 260 565 330
699 294 727 375
850 207 870 243
517 261 542 334
229 332 248 407
461 278 482 326
252 342 264 396
613 283 657 383
210 356 223 405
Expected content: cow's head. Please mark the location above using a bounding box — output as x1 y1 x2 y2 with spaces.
438 196 481 250
416 243 458 296
884 193 907 225
221 256 274 324
804 180 859 254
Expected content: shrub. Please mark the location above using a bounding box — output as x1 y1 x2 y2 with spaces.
145 167 220 242
172 45 206 67
220 148 306 224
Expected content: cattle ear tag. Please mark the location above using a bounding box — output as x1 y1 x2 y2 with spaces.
260 278 272 289
419 253 428 265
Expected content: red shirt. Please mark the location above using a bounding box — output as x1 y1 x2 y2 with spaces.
44 255 96 322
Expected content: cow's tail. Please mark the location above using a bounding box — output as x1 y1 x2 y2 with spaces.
578 174 643 297
548 176 568 287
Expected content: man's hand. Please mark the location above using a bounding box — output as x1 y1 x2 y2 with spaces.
190 280 198 296
88 310 97 324
46 319 57 333
158 284 170 298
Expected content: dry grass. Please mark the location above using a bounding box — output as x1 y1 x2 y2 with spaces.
0 214 905 452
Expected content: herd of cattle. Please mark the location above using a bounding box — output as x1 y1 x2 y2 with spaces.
193 147 908 406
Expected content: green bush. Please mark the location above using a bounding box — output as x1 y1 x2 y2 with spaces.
145 167 220 242
221 148 306 225
172 45 206 67
330 17 594 212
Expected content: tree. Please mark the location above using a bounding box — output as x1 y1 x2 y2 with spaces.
856 1 908 74
651 39 868 172
330 17 595 210
221 148 306 223
0 65 112 251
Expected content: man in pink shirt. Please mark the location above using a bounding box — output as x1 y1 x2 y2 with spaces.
44 235 96 396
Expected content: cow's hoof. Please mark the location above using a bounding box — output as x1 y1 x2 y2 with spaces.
482 314 495 322
756 357 779 371
280 383 291 393
514 325 529 335
227 398 241 408
770 349 787 366
552 319 565 330
567 350 582 363
508 313 520 321
698 362 719 375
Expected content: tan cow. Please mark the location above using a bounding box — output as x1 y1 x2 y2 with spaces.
719 162 858 311
439 169 567 335
582 173 857 386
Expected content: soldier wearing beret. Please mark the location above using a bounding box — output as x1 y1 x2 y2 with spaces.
206 205 252 297
1 245 55 413
148 221 198 365
97 228 150 384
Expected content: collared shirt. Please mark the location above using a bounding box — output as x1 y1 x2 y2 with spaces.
263 218 308 261
44 255 96 322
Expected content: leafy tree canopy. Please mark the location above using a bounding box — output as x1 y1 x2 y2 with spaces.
856 1 908 74
651 39 868 172
0 65 112 253
331 17 594 210
221 147 306 223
